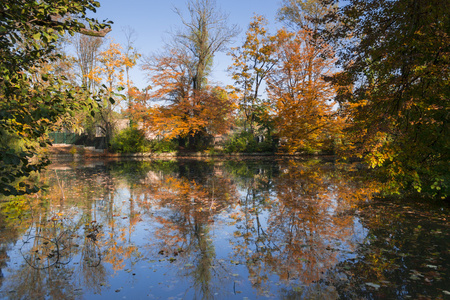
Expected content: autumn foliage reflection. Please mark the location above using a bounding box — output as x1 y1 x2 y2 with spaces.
229 160 380 295
133 161 240 298
0 159 384 299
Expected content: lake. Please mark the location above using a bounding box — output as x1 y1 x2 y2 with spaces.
0 158 448 299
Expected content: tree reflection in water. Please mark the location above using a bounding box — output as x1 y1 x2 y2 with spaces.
135 161 240 298
0 159 447 299
226 160 379 298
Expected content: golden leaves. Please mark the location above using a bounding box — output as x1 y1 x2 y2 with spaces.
268 28 338 153
87 41 132 95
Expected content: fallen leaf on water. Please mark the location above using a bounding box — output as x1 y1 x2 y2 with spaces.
365 283 380 290
410 274 421 280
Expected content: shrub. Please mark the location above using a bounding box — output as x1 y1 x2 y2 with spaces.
149 139 179 153
110 127 151 153
223 131 277 153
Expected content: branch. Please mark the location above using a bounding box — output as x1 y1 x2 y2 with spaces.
50 15 112 37
0 18 112 39
79 27 112 37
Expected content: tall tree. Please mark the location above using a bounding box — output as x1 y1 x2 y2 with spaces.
71 33 104 137
121 27 141 106
73 33 103 93
228 15 278 133
278 0 337 32
87 41 132 147
142 47 235 144
325 0 450 197
142 0 239 149
173 0 240 92
0 0 110 196
267 29 339 153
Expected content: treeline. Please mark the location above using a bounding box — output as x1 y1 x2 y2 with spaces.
0 0 448 199
132 3 339 155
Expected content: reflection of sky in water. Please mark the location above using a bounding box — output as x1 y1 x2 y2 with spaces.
0 160 447 299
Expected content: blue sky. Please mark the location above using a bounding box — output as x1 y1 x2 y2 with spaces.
91 0 284 90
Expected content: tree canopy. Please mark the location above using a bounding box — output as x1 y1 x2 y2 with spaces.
0 0 111 196
139 0 239 149
324 0 449 197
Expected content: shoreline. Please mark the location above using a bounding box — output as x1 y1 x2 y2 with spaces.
48 144 337 161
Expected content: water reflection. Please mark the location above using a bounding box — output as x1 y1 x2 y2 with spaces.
227 160 375 298
135 161 240 298
0 159 448 299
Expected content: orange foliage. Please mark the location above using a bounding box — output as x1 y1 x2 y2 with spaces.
87 41 128 93
268 29 342 153
229 160 380 291
145 87 236 139
141 50 236 139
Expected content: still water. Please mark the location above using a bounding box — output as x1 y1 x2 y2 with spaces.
0 158 448 299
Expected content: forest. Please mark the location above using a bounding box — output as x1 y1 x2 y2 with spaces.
0 0 449 199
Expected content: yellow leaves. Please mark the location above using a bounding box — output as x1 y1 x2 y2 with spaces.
88 40 131 95
230 212 243 222
228 14 279 131
86 67 103 83
142 49 190 101
361 131 397 169
267 27 338 153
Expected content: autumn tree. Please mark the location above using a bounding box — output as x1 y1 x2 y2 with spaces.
142 50 236 146
228 15 278 134
0 0 110 196
73 33 103 93
261 1 340 154
87 41 134 147
267 28 339 153
142 0 239 149
121 27 141 107
324 0 450 197
278 0 337 32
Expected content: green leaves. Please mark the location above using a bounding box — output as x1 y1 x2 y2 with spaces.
0 0 111 196
3 152 21 166
329 0 450 199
